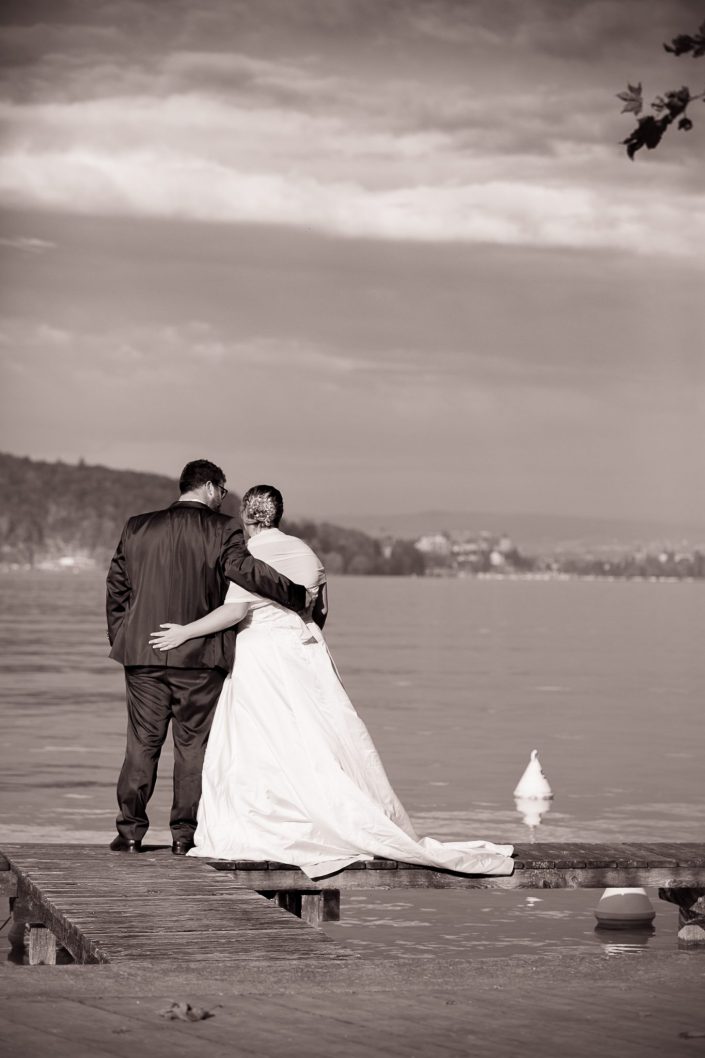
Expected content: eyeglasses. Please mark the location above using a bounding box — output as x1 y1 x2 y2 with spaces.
211 482 228 498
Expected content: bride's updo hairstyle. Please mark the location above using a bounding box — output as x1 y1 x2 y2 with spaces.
240 484 284 529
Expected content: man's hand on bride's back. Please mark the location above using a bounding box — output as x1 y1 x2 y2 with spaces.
149 624 188 651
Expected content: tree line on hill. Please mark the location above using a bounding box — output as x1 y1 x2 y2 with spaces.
0 453 424 575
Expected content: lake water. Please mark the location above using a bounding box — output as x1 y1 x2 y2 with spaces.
1 571 703 960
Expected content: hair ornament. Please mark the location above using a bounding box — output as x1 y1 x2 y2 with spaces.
243 494 278 528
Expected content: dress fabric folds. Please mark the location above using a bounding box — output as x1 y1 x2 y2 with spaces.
189 528 514 879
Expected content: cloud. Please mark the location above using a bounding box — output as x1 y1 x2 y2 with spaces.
163 50 338 105
0 317 359 382
1 132 703 255
0 235 55 252
409 0 704 61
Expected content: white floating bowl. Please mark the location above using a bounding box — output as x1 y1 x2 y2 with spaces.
594 888 655 929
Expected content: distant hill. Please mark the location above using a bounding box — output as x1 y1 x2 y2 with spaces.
0 453 409 574
324 508 705 551
0 453 190 566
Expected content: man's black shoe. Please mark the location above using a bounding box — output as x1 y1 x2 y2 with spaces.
109 835 142 853
171 839 194 856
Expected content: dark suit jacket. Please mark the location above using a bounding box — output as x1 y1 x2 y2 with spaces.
106 500 306 671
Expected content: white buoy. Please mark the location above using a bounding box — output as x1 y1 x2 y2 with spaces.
594 888 655 929
513 749 553 800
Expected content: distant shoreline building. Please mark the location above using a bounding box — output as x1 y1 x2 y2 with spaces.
414 533 453 557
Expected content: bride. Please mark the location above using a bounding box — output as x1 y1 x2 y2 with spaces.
149 485 513 879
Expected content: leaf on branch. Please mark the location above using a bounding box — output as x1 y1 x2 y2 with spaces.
664 34 696 55
622 21 703 158
617 83 642 114
663 22 705 57
664 86 691 115
650 87 690 119
622 114 668 159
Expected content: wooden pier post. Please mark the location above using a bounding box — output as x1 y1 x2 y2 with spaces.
8 895 62 964
8 897 29 953
263 890 341 927
302 891 341 927
274 891 302 917
28 924 58 966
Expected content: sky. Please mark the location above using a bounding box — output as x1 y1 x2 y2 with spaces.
1 0 704 524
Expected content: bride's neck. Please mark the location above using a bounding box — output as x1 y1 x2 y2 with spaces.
244 521 269 540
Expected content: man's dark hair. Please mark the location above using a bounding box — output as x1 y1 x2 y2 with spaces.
179 459 226 494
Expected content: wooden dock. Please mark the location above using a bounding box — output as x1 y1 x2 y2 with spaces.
2 841 704 966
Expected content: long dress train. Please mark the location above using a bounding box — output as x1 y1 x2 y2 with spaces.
189 528 513 879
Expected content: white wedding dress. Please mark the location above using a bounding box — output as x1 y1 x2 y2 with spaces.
189 528 514 879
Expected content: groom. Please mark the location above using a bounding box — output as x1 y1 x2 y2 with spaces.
106 459 307 855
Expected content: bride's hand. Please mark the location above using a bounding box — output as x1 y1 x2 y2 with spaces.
302 586 320 622
149 624 188 651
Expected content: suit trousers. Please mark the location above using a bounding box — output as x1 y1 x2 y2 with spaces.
116 666 225 841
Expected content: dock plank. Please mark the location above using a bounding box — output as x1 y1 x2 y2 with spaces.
512 843 623 868
634 842 705 867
